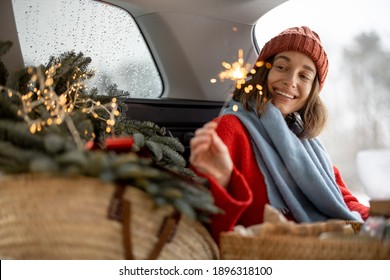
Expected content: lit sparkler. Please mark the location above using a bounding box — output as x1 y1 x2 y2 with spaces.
219 49 249 87
213 49 269 120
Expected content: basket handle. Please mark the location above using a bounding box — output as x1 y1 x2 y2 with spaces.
108 183 180 260
147 211 180 260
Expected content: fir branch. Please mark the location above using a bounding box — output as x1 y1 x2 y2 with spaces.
130 132 145 150
4 67 31 94
0 62 7 86
144 140 163 161
0 141 47 173
0 40 11 88
0 93 21 120
0 41 12 57
104 83 130 98
122 119 166 136
160 144 186 167
0 120 46 151
148 134 185 153
46 51 94 96
117 119 187 168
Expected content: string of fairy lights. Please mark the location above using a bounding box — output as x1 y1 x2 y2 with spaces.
1 64 119 149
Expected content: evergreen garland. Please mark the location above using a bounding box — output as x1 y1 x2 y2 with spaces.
117 119 186 168
0 41 221 222
0 41 12 86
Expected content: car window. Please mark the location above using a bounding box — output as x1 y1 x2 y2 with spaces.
254 0 390 203
11 0 162 98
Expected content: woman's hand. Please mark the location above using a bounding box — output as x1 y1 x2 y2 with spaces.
189 121 233 188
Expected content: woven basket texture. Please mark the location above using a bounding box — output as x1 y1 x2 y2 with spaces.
0 173 219 260
220 232 390 260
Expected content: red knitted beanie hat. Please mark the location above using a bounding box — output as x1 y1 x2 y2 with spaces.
257 26 329 90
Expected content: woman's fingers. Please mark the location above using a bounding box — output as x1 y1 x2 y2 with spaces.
190 124 225 167
190 142 209 160
189 121 233 188
190 133 210 147
194 122 217 137
190 122 217 148
202 121 218 129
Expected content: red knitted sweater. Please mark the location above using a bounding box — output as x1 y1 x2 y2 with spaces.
200 114 370 242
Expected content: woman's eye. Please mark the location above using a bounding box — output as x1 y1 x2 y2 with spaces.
300 73 311 81
275 65 286 71
300 74 308 80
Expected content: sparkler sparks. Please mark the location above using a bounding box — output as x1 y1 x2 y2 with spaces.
214 49 269 120
218 49 250 89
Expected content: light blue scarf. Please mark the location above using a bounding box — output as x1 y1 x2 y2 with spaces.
222 100 363 222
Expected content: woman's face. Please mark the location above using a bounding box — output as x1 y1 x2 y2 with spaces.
266 51 316 117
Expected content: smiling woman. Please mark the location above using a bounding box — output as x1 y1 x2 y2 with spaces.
189 26 369 242
255 0 390 204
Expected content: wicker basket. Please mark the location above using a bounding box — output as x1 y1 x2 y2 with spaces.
220 231 390 260
0 173 219 260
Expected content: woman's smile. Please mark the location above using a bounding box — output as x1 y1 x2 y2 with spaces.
274 89 297 99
